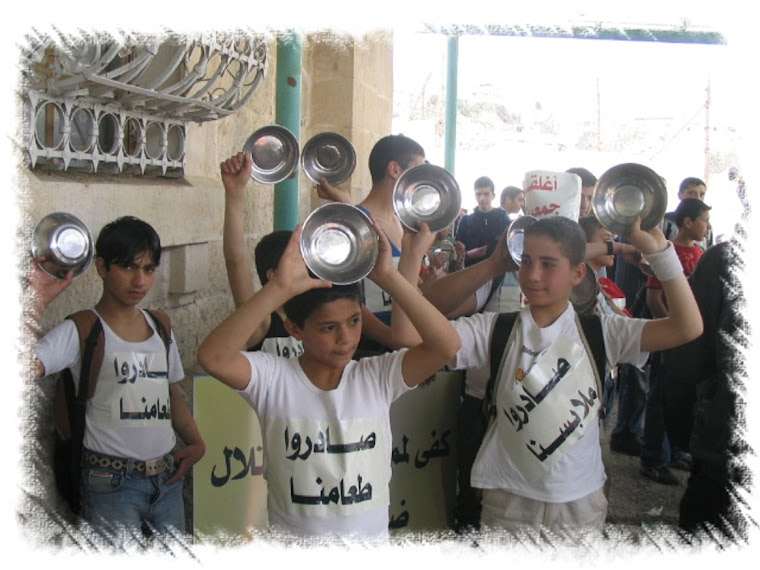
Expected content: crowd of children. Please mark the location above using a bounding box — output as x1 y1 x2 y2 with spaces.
27 134 749 547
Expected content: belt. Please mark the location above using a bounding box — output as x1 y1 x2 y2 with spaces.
83 449 170 476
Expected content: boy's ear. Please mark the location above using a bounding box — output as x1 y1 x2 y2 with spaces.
283 318 303 341
265 267 275 283
387 160 404 181
570 261 587 286
94 257 107 278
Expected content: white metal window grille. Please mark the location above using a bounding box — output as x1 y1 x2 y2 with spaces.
23 33 268 176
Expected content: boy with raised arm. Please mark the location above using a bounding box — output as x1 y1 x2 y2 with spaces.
421 216 702 536
196 219 460 541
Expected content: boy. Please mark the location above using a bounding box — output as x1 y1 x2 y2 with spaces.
196 220 460 540
641 198 711 484
421 215 702 536
662 177 712 249
220 152 302 357
30 216 205 542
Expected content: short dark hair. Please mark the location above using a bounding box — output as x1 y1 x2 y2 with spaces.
678 177 706 195
524 216 586 266
95 216 161 269
500 185 523 204
578 215 603 243
566 167 597 188
474 176 495 192
368 134 425 183
254 230 292 284
283 283 363 328
675 198 711 228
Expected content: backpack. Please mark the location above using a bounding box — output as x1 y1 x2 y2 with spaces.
483 311 606 423
52 309 172 515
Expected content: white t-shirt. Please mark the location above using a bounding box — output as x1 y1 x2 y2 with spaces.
450 303 648 502
237 349 413 538
35 309 184 460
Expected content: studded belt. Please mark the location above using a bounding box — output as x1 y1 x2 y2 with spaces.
83 449 170 476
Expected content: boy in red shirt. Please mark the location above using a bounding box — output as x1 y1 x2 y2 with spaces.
642 197 711 484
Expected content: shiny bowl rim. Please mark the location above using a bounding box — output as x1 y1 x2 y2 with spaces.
300 131 357 185
299 203 379 285
392 163 462 233
505 214 537 266
591 162 667 235
31 211 95 279
242 124 300 184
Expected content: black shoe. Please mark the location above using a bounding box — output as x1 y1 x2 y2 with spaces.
640 465 679 485
610 435 644 456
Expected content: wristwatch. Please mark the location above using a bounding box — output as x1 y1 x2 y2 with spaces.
605 240 615 255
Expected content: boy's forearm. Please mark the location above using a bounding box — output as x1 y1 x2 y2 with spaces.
199 282 289 370
223 195 255 307
659 276 702 341
380 271 459 354
422 256 502 314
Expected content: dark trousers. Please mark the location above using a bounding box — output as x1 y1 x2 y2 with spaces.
454 394 488 531
610 363 647 444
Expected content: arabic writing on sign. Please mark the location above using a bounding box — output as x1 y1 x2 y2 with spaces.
389 499 409 529
290 474 372 506
526 174 558 192
210 445 264 487
119 396 171 420
528 203 561 218
284 427 376 461
504 358 571 431
391 429 451 468
525 386 598 462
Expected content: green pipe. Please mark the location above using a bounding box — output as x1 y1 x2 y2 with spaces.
274 31 302 231
444 35 459 175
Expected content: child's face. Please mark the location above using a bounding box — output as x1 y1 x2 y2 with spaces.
686 211 711 241
293 297 362 370
97 251 157 307
519 234 585 310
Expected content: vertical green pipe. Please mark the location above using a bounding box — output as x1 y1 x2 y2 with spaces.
444 35 459 175
274 31 302 231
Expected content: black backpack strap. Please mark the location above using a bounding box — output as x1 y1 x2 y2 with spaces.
484 311 520 421
53 311 103 515
576 312 606 403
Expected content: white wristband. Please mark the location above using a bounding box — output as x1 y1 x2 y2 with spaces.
643 242 683 281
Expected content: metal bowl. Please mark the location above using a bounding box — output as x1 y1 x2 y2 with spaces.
592 163 667 235
505 215 537 265
301 132 356 185
31 212 94 279
300 203 379 285
393 163 462 233
242 125 299 184
570 263 599 314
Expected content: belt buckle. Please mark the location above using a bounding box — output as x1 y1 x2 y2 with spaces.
144 458 166 477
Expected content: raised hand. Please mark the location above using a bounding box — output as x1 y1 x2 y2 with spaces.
28 257 73 315
220 152 253 199
271 225 332 295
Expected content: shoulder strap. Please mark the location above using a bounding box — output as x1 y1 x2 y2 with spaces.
68 310 105 400
484 311 520 421
575 312 606 400
145 309 173 364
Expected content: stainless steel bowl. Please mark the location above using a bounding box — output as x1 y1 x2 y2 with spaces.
242 125 299 184
505 215 537 265
31 212 94 279
393 163 462 233
300 203 379 285
570 263 599 314
592 163 667 235
301 132 356 185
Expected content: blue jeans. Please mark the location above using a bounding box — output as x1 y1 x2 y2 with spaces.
81 453 185 543
610 363 647 442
